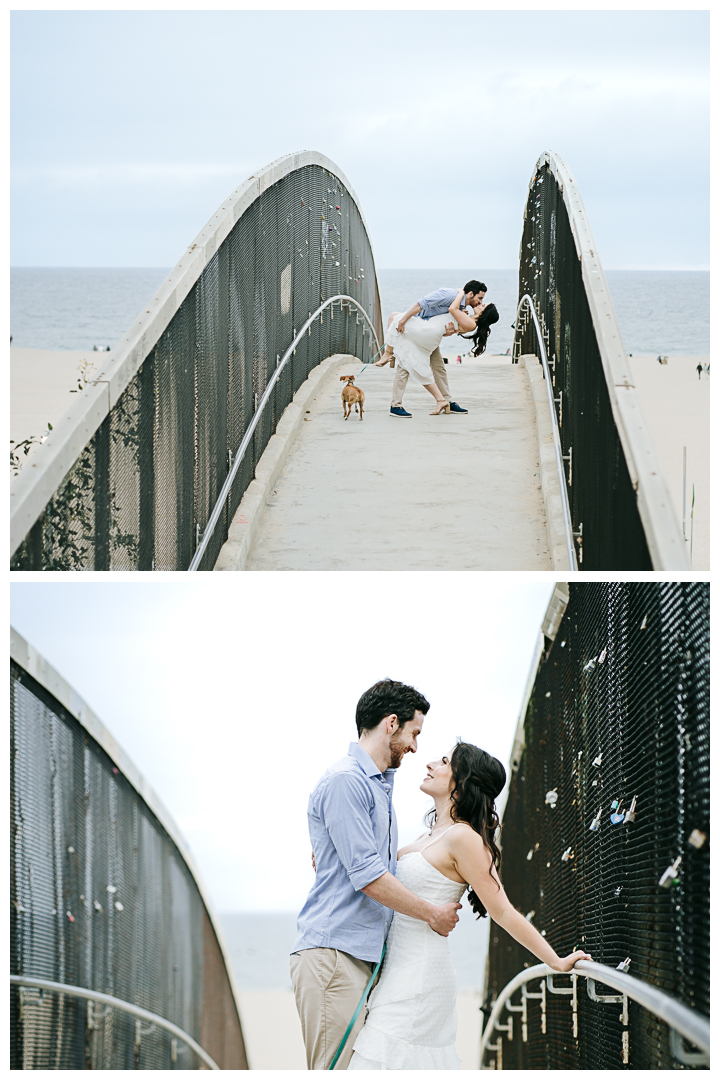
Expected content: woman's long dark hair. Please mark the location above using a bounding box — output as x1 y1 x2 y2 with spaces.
461 303 499 356
426 742 506 918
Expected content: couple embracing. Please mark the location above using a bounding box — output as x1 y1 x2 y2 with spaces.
377 281 500 417
290 679 591 1070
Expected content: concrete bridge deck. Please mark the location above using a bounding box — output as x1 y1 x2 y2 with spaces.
240 357 552 571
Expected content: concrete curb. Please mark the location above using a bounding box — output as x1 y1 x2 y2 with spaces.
520 354 571 570
214 354 360 571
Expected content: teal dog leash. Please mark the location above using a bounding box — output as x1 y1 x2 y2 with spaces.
328 943 386 1070
355 345 386 378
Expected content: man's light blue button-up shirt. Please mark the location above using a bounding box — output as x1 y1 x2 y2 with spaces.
417 287 469 320
292 742 398 963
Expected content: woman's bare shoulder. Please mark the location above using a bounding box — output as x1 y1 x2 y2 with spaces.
451 823 493 863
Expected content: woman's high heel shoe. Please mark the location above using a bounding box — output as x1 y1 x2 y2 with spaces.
429 400 451 414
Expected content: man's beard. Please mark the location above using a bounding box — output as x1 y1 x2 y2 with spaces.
389 734 407 769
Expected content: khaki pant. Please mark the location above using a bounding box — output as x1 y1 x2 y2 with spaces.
290 948 375 1070
390 346 453 408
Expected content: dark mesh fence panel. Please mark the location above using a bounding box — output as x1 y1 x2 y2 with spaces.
10 661 247 1069
485 582 709 1070
12 164 380 571
513 164 652 569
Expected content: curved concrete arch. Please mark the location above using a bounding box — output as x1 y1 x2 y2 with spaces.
10 626 245 1048
528 151 688 569
11 151 381 556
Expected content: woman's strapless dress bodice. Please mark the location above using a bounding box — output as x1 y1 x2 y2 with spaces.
396 849 467 904
348 853 467 1070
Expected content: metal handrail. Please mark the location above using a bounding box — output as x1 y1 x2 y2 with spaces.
189 293 381 570
515 293 577 569
479 961 709 1068
10 974 220 1070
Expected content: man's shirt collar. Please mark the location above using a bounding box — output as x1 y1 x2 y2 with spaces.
348 741 396 780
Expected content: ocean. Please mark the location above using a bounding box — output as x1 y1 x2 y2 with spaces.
218 906 489 992
10 267 709 357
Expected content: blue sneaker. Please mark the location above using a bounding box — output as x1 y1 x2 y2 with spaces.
390 406 412 418
449 401 468 413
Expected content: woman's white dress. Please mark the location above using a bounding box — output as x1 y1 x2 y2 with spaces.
385 313 459 384
348 849 467 1070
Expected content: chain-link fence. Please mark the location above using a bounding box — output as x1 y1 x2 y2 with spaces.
513 157 679 569
10 654 247 1069
485 582 710 1069
11 160 381 571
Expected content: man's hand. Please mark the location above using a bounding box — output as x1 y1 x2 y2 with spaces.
443 321 456 336
428 901 462 937
396 301 421 333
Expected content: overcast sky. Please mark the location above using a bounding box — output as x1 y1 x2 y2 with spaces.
11 9 708 270
10 576 554 913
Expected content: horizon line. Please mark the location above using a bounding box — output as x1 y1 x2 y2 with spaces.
10 265 711 273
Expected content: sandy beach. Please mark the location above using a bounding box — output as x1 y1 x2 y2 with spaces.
10 347 107 467
626 356 709 569
236 988 482 1070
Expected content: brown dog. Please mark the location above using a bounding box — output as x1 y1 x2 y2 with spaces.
340 375 365 420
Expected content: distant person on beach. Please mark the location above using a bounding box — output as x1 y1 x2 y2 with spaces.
290 680 460 1070
697 362 703 379
376 283 499 417
704 363 709 378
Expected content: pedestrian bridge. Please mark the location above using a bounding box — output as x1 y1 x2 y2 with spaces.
10 150 690 571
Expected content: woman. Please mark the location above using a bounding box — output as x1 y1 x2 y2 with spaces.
348 742 592 1070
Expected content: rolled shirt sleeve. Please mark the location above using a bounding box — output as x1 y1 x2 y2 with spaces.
317 771 388 890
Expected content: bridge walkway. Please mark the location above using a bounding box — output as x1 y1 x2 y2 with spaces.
243 356 552 570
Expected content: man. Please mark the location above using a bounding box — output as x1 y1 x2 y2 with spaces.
290 679 461 1070
389 280 486 418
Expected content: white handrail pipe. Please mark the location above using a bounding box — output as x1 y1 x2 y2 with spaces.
515 293 577 569
188 294 380 570
479 961 709 1067
10 975 219 1069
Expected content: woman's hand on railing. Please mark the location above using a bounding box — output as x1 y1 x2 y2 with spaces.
549 949 594 972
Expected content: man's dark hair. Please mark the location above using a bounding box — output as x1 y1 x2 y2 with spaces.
464 280 487 294
356 679 430 736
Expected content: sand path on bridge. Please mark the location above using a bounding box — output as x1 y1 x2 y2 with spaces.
244 357 552 571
